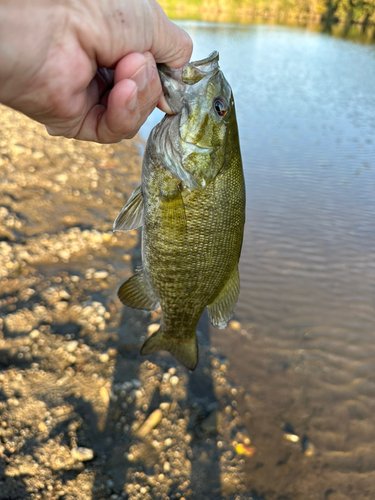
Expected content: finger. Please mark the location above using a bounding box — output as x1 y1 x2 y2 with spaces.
74 52 162 143
149 1 193 68
157 93 173 115
72 78 138 143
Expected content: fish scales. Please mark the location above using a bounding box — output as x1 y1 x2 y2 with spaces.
114 51 245 370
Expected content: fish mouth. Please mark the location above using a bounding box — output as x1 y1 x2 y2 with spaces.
158 51 220 114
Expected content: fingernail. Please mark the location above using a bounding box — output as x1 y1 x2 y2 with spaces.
126 88 138 111
158 94 173 115
146 56 156 81
132 65 147 92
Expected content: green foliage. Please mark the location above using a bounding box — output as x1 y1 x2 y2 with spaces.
159 0 375 24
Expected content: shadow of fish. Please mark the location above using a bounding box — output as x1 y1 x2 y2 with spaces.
114 51 245 371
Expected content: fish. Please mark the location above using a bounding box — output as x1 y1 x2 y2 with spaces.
113 51 245 371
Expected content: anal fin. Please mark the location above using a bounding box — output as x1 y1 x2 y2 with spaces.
113 185 143 232
207 267 240 329
118 269 159 311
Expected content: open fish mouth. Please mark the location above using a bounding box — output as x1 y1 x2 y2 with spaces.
157 51 220 114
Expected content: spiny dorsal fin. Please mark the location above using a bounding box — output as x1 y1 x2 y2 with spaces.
207 267 240 329
141 328 198 371
118 269 159 311
113 185 143 232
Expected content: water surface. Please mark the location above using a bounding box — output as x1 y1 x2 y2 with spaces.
141 22 375 499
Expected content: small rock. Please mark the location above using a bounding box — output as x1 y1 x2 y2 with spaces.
85 268 95 279
71 447 94 462
136 409 162 438
229 320 241 331
163 461 170 472
29 329 40 339
235 443 257 457
200 409 219 434
38 422 47 433
107 348 117 358
93 270 108 279
302 436 315 457
170 375 179 386
164 438 173 447
159 402 170 412
59 290 71 300
283 422 299 442
99 353 110 363
284 433 299 443
66 340 78 353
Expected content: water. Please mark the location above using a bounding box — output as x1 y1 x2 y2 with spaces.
141 22 375 498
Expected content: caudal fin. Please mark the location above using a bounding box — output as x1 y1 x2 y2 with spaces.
141 327 198 371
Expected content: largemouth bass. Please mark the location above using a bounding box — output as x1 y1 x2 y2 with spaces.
114 51 245 371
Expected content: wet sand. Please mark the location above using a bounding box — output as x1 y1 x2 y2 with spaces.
0 106 253 500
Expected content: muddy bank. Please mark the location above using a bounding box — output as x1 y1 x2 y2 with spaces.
0 106 257 500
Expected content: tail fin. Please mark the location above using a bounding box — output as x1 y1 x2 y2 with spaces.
141 327 198 371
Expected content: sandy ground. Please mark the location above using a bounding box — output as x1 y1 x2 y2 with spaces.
0 106 256 500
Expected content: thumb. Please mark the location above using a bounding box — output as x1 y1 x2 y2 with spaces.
149 1 193 68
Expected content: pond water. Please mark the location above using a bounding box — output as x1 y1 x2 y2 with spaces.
141 22 375 499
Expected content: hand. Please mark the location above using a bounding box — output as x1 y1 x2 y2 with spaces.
0 0 192 143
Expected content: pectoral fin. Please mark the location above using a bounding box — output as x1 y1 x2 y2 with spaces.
141 328 198 371
118 269 159 311
207 267 240 329
113 185 143 232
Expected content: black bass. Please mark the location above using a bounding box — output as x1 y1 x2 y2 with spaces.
114 51 245 371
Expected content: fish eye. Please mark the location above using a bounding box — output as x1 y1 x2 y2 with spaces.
213 97 228 117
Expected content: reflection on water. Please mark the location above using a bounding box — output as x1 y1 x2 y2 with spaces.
141 22 375 498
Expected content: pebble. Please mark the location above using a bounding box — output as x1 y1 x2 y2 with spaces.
170 376 179 386
66 340 78 353
302 437 316 457
283 423 299 442
38 422 47 433
71 447 94 461
284 433 299 443
99 353 110 363
159 402 170 412
235 443 256 457
164 438 173 447
59 289 71 300
93 270 108 279
163 461 171 472
229 320 241 331
136 409 163 438
29 329 40 339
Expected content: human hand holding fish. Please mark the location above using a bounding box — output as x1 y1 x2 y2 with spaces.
114 52 246 370
0 0 192 143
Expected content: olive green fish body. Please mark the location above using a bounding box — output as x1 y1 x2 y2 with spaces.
114 52 245 370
